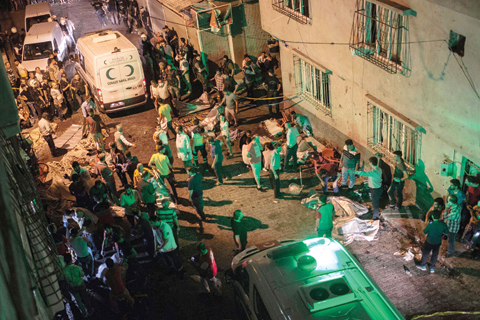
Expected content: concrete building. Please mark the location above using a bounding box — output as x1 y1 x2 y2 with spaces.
0 55 64 319
260 0 480 210
146 0 270 67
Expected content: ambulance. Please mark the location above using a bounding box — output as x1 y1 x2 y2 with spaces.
75 30 146 113
226 237 405 320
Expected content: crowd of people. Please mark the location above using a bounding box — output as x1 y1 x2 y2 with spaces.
8 1 479 318
29 12 287 316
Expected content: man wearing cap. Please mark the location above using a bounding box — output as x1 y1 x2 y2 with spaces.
163 26 179 56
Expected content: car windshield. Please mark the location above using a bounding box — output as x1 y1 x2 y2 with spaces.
26 14 51 32
23 42 52 61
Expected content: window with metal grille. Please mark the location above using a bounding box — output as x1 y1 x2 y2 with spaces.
272 0 310 24
367 101 422 169
294 55 332 116
350 0 415 74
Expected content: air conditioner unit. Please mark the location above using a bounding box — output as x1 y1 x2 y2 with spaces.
299 276 358 312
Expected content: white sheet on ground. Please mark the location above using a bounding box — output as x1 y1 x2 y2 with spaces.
263 119 283 136
301 194 379 245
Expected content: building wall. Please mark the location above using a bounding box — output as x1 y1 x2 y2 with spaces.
147 0 270 72
147 0 201 56
260 0 480 205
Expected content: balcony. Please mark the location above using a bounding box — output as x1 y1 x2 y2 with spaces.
272 0 310 24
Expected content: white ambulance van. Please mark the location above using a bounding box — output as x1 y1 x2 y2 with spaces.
22 22 68 72
226 237 405 320
25 2 52 32
75 30 146 113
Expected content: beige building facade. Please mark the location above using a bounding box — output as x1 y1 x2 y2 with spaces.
260 0 480 210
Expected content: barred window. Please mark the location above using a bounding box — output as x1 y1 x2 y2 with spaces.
367 97 423 169
272 0 310 24
350 0 416 74
294 55 332 116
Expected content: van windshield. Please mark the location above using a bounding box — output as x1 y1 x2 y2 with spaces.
23 42 53 61
26 14 51 32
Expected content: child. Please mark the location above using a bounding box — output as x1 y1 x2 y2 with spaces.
416 210 449 273
463 200 480 245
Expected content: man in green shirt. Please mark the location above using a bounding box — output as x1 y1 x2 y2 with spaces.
231 210 247 252
416 210 449 273
63 254 92 317
119 184 141 227
315 195 335 238
348 154 383 220
138 171 157 218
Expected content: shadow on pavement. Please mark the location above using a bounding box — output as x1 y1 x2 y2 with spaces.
207 214 268 232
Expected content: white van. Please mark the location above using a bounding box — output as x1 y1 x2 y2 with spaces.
75 30 146 113
25 2 52 32
226 238 405 320
22 22 68 72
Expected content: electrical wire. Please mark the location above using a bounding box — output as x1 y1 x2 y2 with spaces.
244 35 446 46
451 50 480 100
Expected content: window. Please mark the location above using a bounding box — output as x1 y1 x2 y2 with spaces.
349 0 415 74
253 286 271 320
272 0 310 24
23 42 53 61
367 98 423 169
294 55 332 116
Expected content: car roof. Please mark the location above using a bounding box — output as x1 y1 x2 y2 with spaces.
238 238 404 320
24 22 58 43
77 30 137 57
25 2 51 17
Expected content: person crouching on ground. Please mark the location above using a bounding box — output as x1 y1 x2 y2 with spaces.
191 242 222 296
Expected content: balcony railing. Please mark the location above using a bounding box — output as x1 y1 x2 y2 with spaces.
272 0 310 25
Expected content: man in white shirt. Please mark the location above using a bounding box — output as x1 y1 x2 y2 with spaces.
38 113 57 156
50 82 66 120
284 122 299 172
157 80 177 117
177 55 192 96
175 125 193 171
152 217 184 277
270 144 282 198
14 59 28 78
348 154 383 220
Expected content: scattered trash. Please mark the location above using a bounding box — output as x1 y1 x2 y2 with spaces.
273 201 278 204
403 265 413 276
394 247 421 261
